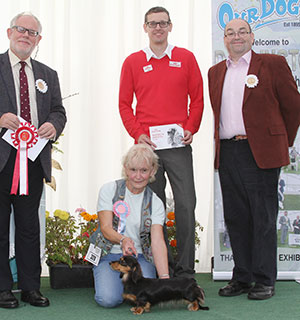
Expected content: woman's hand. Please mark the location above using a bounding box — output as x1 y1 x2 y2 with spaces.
121 237 137 256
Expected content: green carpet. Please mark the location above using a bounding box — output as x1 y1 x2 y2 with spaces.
2 274 299 320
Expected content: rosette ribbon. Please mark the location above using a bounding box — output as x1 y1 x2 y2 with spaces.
113 200 130 234
10 122 38 195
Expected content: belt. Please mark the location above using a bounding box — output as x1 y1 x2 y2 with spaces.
221 135 248 142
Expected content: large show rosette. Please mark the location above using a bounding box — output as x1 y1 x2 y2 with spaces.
10 122 38 195
113 200 130 234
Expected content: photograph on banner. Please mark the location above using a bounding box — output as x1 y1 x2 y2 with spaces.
211 0 300 279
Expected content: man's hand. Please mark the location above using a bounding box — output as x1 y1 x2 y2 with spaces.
38 122 56 140
0 113 20 131
138 134 157 149
182 130 193 145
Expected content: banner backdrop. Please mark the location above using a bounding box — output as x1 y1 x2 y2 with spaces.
212 0 300 280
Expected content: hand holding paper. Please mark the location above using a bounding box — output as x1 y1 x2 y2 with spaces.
0 112 20 131
2 116 48 161
149 124 185 150
38 122 56 140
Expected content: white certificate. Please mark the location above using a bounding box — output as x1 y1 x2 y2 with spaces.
149 124 185 150
2 116 48 161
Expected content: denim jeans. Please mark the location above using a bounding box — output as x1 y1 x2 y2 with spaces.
93 253 156 307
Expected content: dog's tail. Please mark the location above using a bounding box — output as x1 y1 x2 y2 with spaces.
197 286 209 311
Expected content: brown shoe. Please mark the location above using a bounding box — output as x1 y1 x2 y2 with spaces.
219 280 252 297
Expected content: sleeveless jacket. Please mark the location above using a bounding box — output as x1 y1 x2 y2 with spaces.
90 179 154 263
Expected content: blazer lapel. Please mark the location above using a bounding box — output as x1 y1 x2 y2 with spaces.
243 51 262 105
0 52 17 112
214 62 227 115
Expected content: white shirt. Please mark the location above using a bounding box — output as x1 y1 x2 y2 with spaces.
143 43 174 62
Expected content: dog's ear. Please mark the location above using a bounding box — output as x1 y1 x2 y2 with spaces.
197 286 205 304
131 265 142 283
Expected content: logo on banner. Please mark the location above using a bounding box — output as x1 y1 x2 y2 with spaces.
217 0 300 30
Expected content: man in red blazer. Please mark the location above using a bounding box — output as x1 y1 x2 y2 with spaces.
208 19 300 300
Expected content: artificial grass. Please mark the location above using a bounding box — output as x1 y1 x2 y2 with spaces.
2 274 299 320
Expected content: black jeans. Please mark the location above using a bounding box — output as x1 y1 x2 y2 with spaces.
219 139 280 286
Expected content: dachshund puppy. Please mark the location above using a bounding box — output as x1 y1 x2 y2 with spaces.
110 255 209 315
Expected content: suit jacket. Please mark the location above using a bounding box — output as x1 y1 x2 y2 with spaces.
0 51 66 181
208 50 300 169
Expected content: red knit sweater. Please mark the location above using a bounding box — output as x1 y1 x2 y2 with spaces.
119 47 204 142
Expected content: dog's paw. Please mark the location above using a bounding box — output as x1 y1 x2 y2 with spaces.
130 307 137 313
187 301 199 311
133 306 145 315
144 302 151 312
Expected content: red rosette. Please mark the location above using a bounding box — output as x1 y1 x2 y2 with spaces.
11 122 38 149
10 122 38 195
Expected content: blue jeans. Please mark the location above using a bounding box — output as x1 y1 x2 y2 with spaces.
93 253 156 308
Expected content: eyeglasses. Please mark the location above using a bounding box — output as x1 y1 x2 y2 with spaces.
12 26 39 37
224 30 251 39
146 20 170 28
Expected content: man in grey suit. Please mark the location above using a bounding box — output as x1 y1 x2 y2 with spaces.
0 12 66 308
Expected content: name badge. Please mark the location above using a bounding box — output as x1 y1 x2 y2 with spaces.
143 65 153 72
169 61 181 68
85 244 102 266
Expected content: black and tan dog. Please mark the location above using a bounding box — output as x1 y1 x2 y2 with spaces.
110 255 209 315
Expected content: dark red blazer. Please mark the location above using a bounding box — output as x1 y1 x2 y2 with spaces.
208 50 300 169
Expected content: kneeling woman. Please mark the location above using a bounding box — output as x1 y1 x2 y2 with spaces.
92 144 169 307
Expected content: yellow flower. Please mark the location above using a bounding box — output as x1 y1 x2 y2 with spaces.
53 209 63 217
59 210 70 220
53 209 70 220
45 211 50 219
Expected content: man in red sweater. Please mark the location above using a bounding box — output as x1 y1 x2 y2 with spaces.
119 6 204 278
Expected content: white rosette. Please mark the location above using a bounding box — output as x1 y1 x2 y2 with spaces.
35 79 48 93
245 74 259 88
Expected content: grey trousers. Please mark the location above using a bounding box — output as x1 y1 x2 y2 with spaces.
150 145 196 277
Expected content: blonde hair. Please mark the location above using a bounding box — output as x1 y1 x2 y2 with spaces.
122 144 159 183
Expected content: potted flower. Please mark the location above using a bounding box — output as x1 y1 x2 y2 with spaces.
166 197 203 262
45 208 98 289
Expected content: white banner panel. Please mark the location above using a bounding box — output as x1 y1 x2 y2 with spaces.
212 0 300 280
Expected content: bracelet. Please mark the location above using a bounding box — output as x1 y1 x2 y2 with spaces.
159 274 169 279
120 236 127 248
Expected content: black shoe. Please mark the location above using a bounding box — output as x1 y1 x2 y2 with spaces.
248 283 275 300
21 290 50 307
219 280 252 297
0 290 19 308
